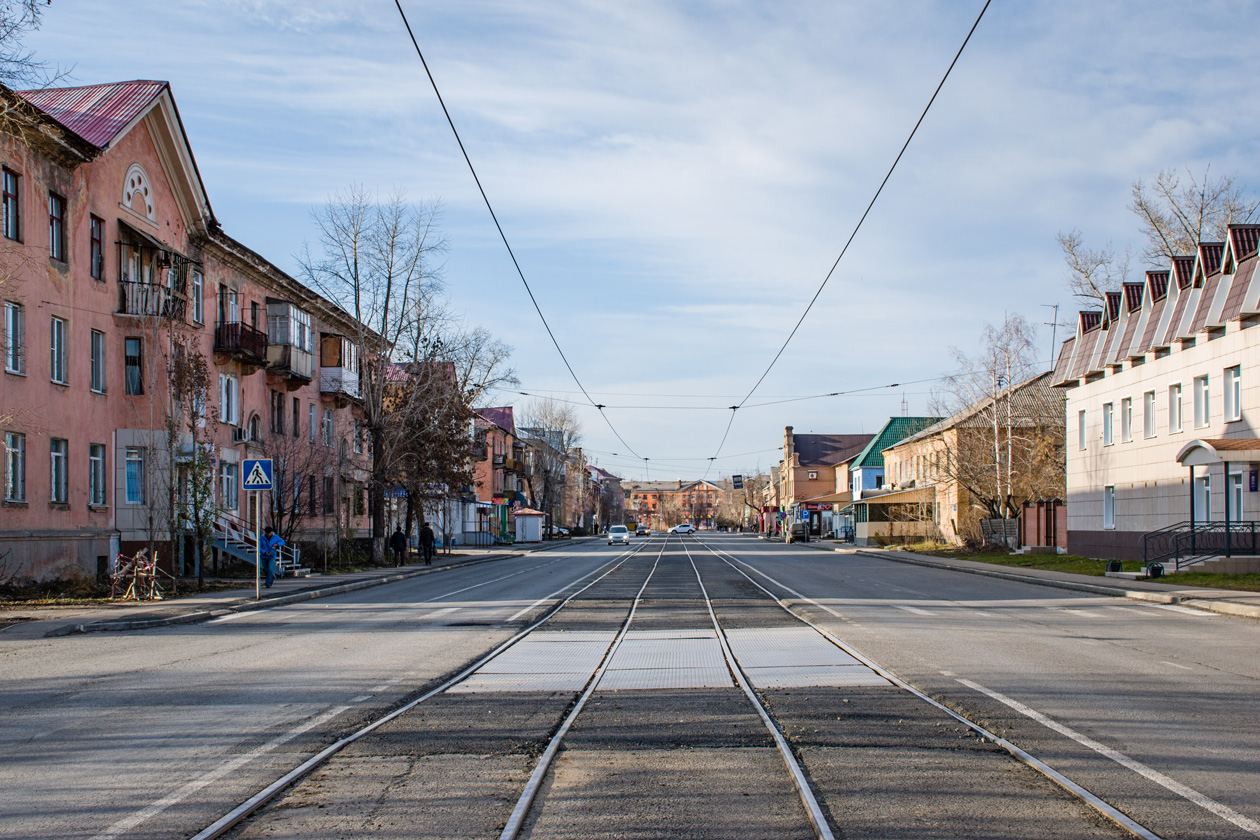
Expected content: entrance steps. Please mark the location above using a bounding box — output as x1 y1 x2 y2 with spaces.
1181 555 1260 574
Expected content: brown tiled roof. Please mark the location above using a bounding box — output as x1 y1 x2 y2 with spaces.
1123 282 1144 313
1197 242 1224 281
1079 311 1102 331
1172 256 1195 289
1135 292 1167 356
1188 269 1223 334
1229 224 1260 262
1220 257 1257 322
1147 270 1169 301
1204 438 1260 451
793 434 873 467
1052 336 1076 384
1105 291 1123 323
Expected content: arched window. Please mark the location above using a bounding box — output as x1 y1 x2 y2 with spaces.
123 164 156 222
248 413 260 443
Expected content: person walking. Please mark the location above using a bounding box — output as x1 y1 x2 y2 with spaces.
260 526 285 589
390 527 407 567
419 521 435 565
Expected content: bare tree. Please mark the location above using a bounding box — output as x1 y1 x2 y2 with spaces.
0 1 68 89
518 397 582 533
1057 230 1131 308
1131 165 1260 267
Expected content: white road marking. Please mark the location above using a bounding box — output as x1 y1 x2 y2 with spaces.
939 670 956 676
957 678 1260 837
208 609 271 624
1149 603 1214 617
894 605 935 616
424 607 460 619
88 705 350 840
1057 608 1109 618
1161 661 1193 671
350 695 372 703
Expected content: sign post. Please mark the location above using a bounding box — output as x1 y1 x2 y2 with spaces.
242 459 274 599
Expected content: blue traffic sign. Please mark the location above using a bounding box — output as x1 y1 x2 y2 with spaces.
242 459 273 490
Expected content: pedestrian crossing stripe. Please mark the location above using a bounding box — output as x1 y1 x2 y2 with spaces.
242 459 273 489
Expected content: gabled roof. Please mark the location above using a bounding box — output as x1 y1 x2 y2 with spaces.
1147 270 1169 302
1104 291 1123 323
791 433 873 467
850 417 941 470
476 406 515 435
1079 311 1101 332
19 81 166 148
894 373 1058 448
1196 242 1224 281
1172 255 1195 289
1229 224 1260 263
1123 282 1144 313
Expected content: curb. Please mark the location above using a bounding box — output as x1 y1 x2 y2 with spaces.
801 544 1260 620
47 537 593 637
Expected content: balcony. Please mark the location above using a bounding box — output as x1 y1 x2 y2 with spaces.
492 453 506 467
118 281 186 321
214 321 268 370
266 344 313 389
320 365 360 405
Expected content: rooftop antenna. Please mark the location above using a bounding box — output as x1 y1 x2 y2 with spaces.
1041 303 1060 370
900 392 909 417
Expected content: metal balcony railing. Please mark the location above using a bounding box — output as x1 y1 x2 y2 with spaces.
1142 520 1260 570
118 281 186 321
214 321 268 362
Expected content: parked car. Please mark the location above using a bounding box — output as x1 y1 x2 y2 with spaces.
608 525 630 546
637 526 651 536
669 523 695 534
544 524 569 538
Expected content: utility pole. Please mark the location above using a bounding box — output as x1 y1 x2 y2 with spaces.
1041 303 1060 370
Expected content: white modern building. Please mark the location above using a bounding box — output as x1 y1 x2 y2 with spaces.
1053 225 1260 563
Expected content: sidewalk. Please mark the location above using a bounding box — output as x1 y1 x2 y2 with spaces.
0 537 593 640
795 540 1260 620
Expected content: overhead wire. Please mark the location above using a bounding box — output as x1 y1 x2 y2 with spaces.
392 0 643 461
702 0 993 478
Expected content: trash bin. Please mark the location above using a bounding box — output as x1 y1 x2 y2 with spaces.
1146 563 1164 578
1106 559 1123 573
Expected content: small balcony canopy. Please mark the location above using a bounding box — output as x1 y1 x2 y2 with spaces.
1175 438 1260 467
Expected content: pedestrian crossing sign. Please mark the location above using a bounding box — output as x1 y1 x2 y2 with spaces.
242 459 273 490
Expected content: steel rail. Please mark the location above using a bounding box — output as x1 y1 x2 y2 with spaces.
698 538 1164 840
680 541 837 840
189 542 653 840
498 538 668 839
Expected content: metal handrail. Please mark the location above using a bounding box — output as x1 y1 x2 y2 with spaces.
1142 520 1260 571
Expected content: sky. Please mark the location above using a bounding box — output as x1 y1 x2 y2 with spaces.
28 1 1260 482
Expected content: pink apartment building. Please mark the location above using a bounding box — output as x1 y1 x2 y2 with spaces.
0 81 372 581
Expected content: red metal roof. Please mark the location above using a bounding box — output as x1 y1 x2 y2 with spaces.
1172 255 1195 289
1146 270 1169 302
1079 311 1101 332
1123 282 1144 313
18 81 166 148
1229 224 1260 262
1198 242 1224 278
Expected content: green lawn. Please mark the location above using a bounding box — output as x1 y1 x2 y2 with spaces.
888 544 1260 592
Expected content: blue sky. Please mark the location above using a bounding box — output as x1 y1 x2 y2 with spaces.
30 1 1260 480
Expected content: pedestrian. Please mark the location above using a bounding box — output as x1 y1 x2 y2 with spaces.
260 526 285 589
390 526 407 567
419 521 435 565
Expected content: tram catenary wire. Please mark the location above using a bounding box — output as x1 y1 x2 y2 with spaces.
703 0 993 478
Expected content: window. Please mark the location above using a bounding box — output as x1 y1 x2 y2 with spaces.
1224 365 1241 422
807 470 818 480
1231 472 1244 520
3 168 20 241
124 447 145 504
50 438 67 503
48 192 65 261
308 403 315 443
90 329 106 393
219 373 238 425
323 475 335 514
49 316 66 384
1194 375 1210 428
1077 409 1086 451
124 337 143 394
1143 391 1156 439
4 431 24 501
4 301 22 374
1120 397 1132 443
1169 384 1182 433
270 390 284 436
292 397 300 439
250 300 259 330
1102 402 1113 446
322 408 334 447
1103 485 1115 530
89 215 104 280
89 443 105 506
1195 474 1211 521
219 285 239 324
190 271 203 324
219 461 238 511
353 421 363 454
248 413 260 442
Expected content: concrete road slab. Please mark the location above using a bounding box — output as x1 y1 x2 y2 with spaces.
520 748 815 840
565 689 773 749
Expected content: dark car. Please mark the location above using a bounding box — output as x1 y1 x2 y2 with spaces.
787 522 809 543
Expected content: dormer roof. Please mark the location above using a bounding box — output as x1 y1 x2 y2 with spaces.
1123 282 1144 313
1194 242 1225 285
1172 255 1195 289
1146 270 1169 302
1079 311 1102 332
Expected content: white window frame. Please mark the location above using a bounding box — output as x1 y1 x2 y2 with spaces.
1143 390 1156 439
219 373 239 426
322 408 334 447
1120 397 1132 443
89 443 105 506
1224 365 1241 422
190 270 204 324
124 447 145 505
807 470 818 480
1078 409 1086 451
1103 485 1115 530
4 301 23 374
1102 402 1114 446
1195 474 1211 521
49 437 67 503
308 403 316 443
219 461 238 511
90 329 106 393
49 315 67 384
1194 375 1210 429
1169 383 1182 434
1230 471 1244 521
4 431 24 501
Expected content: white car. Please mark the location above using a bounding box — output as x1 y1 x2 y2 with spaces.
669 523 695 534
608 525 630 545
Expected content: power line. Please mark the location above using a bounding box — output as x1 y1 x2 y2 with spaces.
392 0 642 461
703 0 992 478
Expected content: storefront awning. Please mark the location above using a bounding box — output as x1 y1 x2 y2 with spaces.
796 491 853 505
854 486 931 506
1176 438 1260 467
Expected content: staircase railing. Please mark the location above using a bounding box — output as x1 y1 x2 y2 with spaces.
210 511 303 575
1142 520 1260 571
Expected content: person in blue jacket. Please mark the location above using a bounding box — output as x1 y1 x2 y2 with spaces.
261 526 285 588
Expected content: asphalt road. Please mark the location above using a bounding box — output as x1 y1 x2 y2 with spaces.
3 534 1256 840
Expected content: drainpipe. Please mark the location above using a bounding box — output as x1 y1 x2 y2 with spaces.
1225 461 1232 558
1189 465 1195 556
